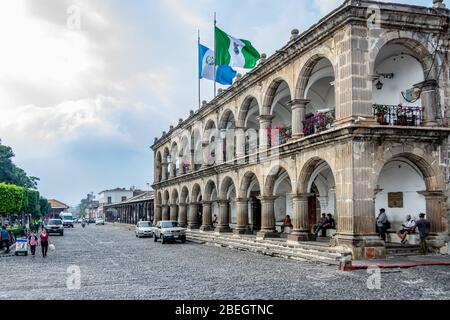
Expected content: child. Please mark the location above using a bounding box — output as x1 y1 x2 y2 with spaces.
28 231 38 256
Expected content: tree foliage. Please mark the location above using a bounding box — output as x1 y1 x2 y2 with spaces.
0 143 39 189
26 189 40 217
0 183 27 216
39 197 51 216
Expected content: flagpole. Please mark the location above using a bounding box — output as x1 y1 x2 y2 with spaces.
198 29 201 110
213 12 217 98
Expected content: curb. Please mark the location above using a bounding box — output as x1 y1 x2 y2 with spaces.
339 261 450 271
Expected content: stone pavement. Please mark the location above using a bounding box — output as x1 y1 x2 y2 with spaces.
0 224 449 300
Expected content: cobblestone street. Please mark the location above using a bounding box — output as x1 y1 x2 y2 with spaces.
1 224 449 300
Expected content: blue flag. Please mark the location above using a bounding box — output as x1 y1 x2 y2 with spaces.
199 44 237 85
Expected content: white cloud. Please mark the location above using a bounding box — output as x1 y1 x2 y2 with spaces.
313 0 343 16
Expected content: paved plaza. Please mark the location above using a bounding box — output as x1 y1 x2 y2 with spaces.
0 224 449 300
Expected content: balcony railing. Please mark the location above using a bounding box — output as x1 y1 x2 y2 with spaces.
373 104 424 126
303 110 335 137
266 125 292 147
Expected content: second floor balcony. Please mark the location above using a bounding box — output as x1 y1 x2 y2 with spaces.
373 104 424 127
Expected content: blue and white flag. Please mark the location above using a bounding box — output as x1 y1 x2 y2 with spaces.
199 44 237 85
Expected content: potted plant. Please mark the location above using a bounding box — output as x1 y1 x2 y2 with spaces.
373 104 388 124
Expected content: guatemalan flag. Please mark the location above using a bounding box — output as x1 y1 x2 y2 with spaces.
199 44 237 85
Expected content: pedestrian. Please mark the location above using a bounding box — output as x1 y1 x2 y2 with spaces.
212 214 218 226
1 225 10 253
39 228 49 258
281 215 293 233
376 208 390 241
415 213 430 255
28 231 38 257
396 214 416 244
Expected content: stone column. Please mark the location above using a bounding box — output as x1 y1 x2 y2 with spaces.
216 137 224 165
161 161 167 181
170 204 178 221
178 203 187 227
289 99 310 139
234 198 250 234
418 191 447 248
288 194 311 242
215 200 231 233
188 202 200 229
162 205 169 221
201 141 210 169
200 201 213 231
415 80 438 127
256 196 279 239
235 127 246 160
169 160 175 179
258 115 273 151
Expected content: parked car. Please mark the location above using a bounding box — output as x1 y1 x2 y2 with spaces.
153 220 186 244
135 221 153 238
46 219 64 236
95 218 105 225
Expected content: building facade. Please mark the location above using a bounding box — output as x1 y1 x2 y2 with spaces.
151 0 450 259
103 192 154 224
98 188 136 219
48 199 69 218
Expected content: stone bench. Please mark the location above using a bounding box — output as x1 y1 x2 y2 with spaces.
386 231 420 245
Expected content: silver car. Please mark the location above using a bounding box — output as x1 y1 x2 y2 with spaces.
135 221 153 238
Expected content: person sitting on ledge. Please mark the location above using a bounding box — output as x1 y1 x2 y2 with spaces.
314 213 327 236
396 214 416 245
281 215 293 233
315 214 336 237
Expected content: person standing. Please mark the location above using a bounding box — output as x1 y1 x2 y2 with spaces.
376 208 388 241
415 213 430 255
28 231 38 257
1 226 10 253
39 228 49 258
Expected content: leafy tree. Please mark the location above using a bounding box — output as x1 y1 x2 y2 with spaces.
39 197 51 217
0 183 27 216
25 189 40 217
0 143 39 189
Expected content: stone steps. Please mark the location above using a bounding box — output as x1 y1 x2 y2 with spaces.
386 244 422 257
187 231 352 266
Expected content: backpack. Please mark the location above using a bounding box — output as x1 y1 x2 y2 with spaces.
29 235 37 246
383 220 392 230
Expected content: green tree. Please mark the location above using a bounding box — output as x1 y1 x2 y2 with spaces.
0 143 39 189
39 197 50 217
0 183 27 216
25 189 40 217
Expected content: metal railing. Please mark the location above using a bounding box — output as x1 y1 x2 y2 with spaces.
373 104 423 126
303 111 335 137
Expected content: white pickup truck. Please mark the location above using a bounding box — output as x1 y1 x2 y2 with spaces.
153 220 187 244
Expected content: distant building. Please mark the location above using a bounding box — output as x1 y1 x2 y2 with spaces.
104 191 154 224
48 199 69 218
97 188 144 219
85 201 99 220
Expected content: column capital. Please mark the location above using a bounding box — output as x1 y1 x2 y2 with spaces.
178 203 187 208
202 200 213 206
235 198 249 204
218 199 230 205
417 190 446 199
257 115 274 122
288 99 310 108
257 195 278 202
289 193 313 201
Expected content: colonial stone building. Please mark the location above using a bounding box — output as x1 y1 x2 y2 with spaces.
151 0 450 259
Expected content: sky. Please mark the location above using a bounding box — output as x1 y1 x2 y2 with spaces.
0 0 443 206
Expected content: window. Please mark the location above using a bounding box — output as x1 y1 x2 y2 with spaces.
121 196 127 202
107 196 112 204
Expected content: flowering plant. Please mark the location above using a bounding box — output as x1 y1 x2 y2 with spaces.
303 111 334 135
265 124 292 145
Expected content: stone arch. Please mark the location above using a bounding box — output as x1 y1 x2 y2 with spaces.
262 78 292 116
369 33 437 79
163 189 170 205
219 176 237 199
180 186 190 204
295 50 337 100
171 188 179 204
239 170 261 198
298 157 335 194
263 165 294 196
219 109 236 129
155 151 162 182
237 95 259 128
373 151 442 192
191 183 202 202
204 179 217 201
156 191 162 205
170 142 179 177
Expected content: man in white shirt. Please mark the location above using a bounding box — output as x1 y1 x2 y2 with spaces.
396 215 416 244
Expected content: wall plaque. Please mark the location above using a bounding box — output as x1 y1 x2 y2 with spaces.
388 192 403 208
